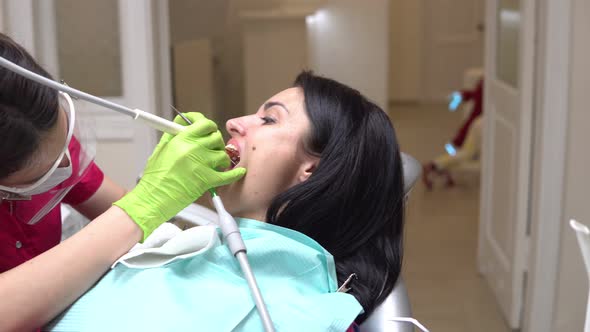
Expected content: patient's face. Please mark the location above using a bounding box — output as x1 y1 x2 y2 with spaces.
218 87 315 221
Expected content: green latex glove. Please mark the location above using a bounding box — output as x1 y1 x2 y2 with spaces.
114 112 246 242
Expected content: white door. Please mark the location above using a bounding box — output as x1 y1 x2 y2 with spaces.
478 0 536 329
3 0 160 189
422 0 485 101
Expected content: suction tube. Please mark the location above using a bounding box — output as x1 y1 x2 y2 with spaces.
0 56 184 135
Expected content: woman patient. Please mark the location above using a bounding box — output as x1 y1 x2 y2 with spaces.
47 71 405 331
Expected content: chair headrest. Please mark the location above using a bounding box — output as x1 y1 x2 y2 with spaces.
401 152 421 197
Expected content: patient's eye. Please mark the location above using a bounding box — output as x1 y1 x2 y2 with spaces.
260 116 276 125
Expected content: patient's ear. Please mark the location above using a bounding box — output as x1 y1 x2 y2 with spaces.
298 158 318 183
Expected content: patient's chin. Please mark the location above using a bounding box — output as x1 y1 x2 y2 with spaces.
215 185 237 205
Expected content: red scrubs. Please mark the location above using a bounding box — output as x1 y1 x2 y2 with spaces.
0 137 104 272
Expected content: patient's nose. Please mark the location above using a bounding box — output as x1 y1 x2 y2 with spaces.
226 117 246 137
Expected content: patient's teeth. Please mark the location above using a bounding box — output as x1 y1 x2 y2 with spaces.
225 143 240 165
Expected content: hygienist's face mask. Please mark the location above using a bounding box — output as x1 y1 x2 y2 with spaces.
0 97 75 199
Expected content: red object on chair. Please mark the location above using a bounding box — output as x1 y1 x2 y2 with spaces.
451 79 484 148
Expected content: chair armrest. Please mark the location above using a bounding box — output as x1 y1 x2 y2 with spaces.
360 277 413 332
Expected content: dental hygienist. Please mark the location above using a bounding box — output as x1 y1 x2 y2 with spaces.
0 34 246 331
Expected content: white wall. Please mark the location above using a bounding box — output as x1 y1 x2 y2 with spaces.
421 0 484 102
551 0 590 330
172 39 215 119
0 0 4 31
307 0 389 111
388 0 422 102
168 0 246 123
243 14 309 114
168 0 228 45
169 0 390 118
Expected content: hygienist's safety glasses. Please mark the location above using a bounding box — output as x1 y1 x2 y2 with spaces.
0 92 75 197
0 92 97 224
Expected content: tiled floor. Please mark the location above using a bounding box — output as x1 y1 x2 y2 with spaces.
389 103 510 332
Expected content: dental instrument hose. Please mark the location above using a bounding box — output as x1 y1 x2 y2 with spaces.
210 190 275 332
0 56 184 135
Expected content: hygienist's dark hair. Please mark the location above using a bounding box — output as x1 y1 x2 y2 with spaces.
0 33 59 179
267 71 405 323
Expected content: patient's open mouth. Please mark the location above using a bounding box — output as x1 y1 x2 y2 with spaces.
225 143 240 167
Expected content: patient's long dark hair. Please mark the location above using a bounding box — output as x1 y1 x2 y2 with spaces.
267 71 404 322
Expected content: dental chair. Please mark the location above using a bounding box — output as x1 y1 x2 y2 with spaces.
173 152 422 332
359 152 420 332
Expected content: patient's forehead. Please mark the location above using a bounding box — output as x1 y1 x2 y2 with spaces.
278 87 302 99
265 88 311 143
267 88 305 114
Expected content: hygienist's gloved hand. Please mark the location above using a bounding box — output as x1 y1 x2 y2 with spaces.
114 112 246 242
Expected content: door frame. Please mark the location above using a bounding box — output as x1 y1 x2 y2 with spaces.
153 0 173 122
477 0 537 328
0 0 5 32
523 0 572 330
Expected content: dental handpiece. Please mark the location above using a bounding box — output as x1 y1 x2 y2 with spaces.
174 109 276 332
0 56 185 135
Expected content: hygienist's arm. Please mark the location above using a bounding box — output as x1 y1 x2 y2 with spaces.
74 175 127 220
0 206 142 332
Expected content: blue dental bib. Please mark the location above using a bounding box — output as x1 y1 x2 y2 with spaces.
46 218 362 331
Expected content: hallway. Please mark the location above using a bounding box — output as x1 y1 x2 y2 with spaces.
389 104 510 332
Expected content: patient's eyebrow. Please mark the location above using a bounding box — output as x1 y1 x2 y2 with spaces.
264 101 290 114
